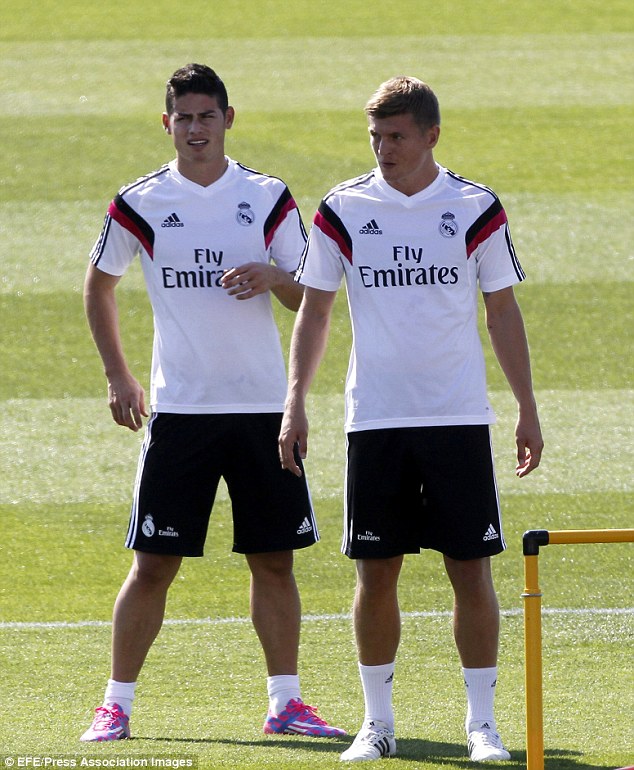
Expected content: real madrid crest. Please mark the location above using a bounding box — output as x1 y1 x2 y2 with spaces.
236 201 255 226
142 514 155 537
439 211 458 238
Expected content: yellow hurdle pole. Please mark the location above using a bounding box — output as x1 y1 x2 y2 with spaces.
522 535 546 770
521 528 633 770
548 529 634 546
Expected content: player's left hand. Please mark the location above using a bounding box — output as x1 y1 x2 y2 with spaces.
278 402 309 478
515 410 544 477
221 262 277 300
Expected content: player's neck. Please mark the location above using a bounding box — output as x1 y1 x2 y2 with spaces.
175 155 229 187
386 160 439 197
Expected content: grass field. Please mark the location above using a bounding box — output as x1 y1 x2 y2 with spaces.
1 1 633 768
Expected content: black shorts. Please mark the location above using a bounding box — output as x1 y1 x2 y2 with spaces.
126 413 318 556
342 425 505 561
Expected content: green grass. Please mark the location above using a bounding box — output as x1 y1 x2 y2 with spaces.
1 1 633 768
2 0 633 40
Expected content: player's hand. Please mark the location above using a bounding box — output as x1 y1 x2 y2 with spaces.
278 404 309 477
515 410 543 477
107 373 148 432
221 262 277 300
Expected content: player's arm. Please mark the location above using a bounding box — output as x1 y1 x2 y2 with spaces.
483 286 543 477
84 263 148 432
220 263 304 310
269 267 304 311
278 287 337 476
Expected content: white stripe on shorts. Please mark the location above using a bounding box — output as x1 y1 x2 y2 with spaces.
126 412 158 549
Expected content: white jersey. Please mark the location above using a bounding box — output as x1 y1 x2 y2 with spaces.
90 158 306 414
296 164 525 432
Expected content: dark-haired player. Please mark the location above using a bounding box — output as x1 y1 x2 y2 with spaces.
81 63 343 743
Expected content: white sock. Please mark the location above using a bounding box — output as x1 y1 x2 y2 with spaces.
359 662 395 730
463 666 498 732
104 679 136 718
267 675 301 716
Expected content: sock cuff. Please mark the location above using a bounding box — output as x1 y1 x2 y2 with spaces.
462 666 498 679
358 661 395 676
267 674 300 696
105 679 137 700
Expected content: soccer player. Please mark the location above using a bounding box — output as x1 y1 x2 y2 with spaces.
80 63 344 742
278 76 543 762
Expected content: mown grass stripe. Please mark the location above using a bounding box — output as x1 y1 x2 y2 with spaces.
2 607 632 631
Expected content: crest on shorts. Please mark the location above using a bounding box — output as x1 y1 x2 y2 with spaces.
439 211 458 238
236 201 255 226
142 514 155 537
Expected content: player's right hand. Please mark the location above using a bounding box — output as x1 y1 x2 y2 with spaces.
107 374 148 432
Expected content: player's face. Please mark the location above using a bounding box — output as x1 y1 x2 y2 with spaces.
162 93 234 171
368 112 440 196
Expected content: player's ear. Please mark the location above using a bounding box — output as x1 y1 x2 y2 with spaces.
225 106 235 130
427 125 440 149
162 113 171 134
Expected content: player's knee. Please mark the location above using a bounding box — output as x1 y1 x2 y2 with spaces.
129 552 182 588
356 557 402 593
247 550 294 583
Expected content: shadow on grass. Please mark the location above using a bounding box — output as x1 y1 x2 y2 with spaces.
132 735 611 768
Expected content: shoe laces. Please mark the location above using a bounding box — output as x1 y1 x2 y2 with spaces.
286 699 327 725
366 723 391 738
92 705 124 729
472 726 504 748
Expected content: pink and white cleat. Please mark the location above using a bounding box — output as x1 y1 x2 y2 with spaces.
264 698 345 738
80 703 130 742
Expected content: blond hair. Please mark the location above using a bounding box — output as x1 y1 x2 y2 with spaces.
365 76 440 130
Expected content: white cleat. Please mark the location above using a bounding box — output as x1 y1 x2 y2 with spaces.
340 720 396 762
467 722 511 762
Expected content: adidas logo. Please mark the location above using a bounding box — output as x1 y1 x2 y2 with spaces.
483 524 499 542
161 212 184 228
359 219 382 235
297 517 313 535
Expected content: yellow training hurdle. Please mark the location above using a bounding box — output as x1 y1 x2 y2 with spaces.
522 528 634 770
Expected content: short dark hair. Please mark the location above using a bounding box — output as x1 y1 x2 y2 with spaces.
165 63 229 115
365 76 440 131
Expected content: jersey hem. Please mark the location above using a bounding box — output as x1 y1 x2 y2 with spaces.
151 403 285 414
344 414 496 432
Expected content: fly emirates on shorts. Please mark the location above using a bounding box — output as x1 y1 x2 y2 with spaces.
160 245 457 291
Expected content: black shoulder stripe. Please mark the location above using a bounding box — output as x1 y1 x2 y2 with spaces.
465 197 504 250
112 193 155 254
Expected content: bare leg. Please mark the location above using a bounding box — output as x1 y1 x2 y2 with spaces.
444 555 511 760
111 551 182 682
354 556 404 665
246 551 300 675
443 555 499 667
